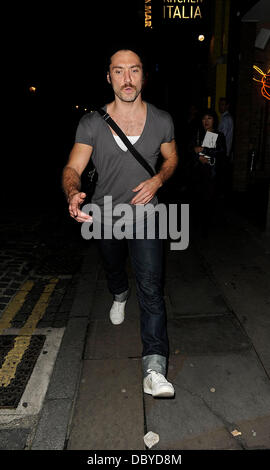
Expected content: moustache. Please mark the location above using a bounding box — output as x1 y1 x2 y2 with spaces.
121 84 136 90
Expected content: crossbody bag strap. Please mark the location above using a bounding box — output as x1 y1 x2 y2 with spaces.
96 108 155 178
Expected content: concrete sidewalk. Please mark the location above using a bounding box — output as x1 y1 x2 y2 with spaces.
29 207 270 451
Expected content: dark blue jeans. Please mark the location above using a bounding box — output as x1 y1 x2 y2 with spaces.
97 221 169 360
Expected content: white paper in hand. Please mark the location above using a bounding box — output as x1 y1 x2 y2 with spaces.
202 131 218 148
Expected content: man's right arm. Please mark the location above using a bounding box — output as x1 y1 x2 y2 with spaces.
62 143 93 222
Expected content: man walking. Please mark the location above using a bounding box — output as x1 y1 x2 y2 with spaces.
62 47 178 397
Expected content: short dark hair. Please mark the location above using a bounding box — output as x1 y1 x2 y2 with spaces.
105 44 147 75
201 108 219 130
219 97 230 105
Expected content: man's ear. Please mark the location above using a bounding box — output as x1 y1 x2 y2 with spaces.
107 72 111 84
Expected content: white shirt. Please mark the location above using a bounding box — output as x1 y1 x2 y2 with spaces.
218 111 234 156
113 135 140 152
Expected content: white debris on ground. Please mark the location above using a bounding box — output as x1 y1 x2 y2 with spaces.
144 431 160 449
231 429 242 437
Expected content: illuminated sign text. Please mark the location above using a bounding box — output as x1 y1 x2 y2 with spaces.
163 0 204 20
145 0 152 28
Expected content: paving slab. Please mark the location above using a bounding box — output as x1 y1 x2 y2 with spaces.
164 244 230 316
67 268 145 450
85 319 142 360
85 278 141 359
0 428 31 450
194 215 270 376
168 278 230 316
144 352 270 450
167 314 252 354
31 398 73 450
67 358 145 450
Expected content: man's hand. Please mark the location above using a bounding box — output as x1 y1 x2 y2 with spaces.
130 139 178 205
68 192 93 223
130 175 162 205
62 143 94 222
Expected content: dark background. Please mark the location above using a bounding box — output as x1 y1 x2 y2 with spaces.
5 0 260 210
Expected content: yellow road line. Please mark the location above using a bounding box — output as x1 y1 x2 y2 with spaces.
0 280 34 335
0 278 58 388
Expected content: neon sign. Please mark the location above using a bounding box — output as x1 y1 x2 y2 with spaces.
253 65 270 101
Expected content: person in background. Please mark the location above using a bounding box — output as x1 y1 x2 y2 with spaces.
189 109 226 235
218 97 234 197
218 97 234 158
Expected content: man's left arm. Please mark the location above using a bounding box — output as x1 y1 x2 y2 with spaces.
131 139 178 205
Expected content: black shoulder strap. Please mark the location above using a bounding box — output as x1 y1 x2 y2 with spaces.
96 108 155 178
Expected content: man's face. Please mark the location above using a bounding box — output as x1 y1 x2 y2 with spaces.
107 50 144 103
219 99 227 114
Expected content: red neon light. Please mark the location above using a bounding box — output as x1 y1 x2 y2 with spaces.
253 65 270 101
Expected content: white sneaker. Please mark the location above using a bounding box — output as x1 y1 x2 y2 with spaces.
109 300 127 325
143 369 175 397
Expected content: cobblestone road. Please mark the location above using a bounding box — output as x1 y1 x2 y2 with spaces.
0 206 87 415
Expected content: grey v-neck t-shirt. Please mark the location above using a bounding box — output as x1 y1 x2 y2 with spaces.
75 102 174 224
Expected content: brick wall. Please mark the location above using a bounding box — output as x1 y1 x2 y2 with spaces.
233 22 270 192
233 22 256 191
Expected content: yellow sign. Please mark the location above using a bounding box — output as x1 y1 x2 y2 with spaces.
145 0 152 28
163 0 204 20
